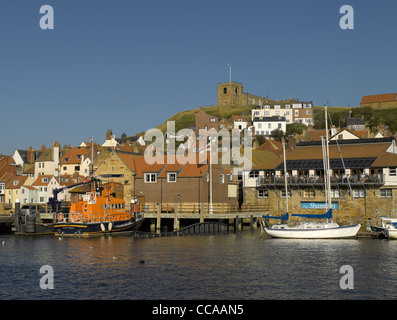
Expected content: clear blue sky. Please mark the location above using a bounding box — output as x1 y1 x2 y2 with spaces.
0 0 396 155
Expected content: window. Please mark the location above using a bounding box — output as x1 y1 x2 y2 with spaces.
167 172 177 182
380 189 392 198
237 172 243 181
210 118 216 122
303 189 315 198
220 174 224 184
258 190 269 198
281 190 292 198
249 171 259 178
63 166 67 171
390 168 396 176
331 189 340 198
223 88 227 94
228 173 233 182
74 166 80 171
144 173 157 183
268 123 271 129
353 189 365 198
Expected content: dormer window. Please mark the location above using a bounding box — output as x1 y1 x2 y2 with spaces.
167 172 177 182
144 173 157 183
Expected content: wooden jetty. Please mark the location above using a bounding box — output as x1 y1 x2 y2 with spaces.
142 203 265 234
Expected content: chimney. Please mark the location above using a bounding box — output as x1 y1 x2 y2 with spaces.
27 146 35 163
106 129 113 140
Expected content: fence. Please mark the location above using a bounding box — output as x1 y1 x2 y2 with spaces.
142 202 269 214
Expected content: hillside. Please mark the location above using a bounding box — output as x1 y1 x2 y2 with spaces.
314 106 397 132
151 104 397 137
156 105 252 133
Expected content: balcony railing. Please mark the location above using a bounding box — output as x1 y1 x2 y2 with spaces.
256 174 385 187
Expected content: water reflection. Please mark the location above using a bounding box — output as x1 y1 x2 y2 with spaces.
1 231 397 299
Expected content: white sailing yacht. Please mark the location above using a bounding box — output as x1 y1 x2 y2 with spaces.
261 106 361 239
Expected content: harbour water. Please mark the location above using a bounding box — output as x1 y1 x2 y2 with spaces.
1 229 397 300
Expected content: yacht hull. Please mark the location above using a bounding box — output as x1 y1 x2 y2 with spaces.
264 224 361 239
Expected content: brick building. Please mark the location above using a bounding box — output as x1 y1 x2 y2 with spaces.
94 151 238 211
194 106 219 136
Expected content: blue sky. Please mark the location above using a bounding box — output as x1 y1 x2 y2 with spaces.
0 0 396 155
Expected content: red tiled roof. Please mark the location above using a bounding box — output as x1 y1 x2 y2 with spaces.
361 93 397 104
5 175 28 189
60 148 91 165
32 175 57 186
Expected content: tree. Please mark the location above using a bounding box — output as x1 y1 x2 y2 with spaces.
270 128 285 142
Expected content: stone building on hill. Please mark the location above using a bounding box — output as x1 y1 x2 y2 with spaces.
360 93 397 109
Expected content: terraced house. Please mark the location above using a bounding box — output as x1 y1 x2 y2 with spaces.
242 137 397 224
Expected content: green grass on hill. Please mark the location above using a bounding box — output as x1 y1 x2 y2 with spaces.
152 104 397 137
156 105 253 133
314 106 397 132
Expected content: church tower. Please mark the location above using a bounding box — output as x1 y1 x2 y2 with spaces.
217 82 244 106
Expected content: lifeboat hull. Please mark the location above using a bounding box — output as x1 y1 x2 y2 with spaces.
54 217 144 237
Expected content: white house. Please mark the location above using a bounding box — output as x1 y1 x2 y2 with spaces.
252 106 293 124
330 129 361 141
253 116 286 136
21 186 39 205
34 145 61 180
233 115 248 132
32 175 61 204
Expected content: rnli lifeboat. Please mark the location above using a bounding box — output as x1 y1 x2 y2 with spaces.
53 179 144 237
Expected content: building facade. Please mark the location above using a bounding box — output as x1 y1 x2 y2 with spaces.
252 116 286 136
243 137 397 225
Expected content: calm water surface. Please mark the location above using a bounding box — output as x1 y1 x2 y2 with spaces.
1 229 397 300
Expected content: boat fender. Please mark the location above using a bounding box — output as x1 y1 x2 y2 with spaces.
100 223 106 232
108 222 113 231
57 213 64 221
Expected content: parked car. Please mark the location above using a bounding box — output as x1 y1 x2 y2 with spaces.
20 205 45 215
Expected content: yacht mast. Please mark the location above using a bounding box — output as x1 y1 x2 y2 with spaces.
282 139 288 213
324 106 332 211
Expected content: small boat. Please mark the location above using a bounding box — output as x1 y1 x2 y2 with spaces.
384 225 397 240
53 179 144 237
367 217 397 239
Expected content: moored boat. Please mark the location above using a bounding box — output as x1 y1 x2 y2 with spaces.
261 106 361 239
53 178 143 237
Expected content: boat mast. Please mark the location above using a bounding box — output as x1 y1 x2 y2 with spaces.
324 106 332 212
282 138 288 214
